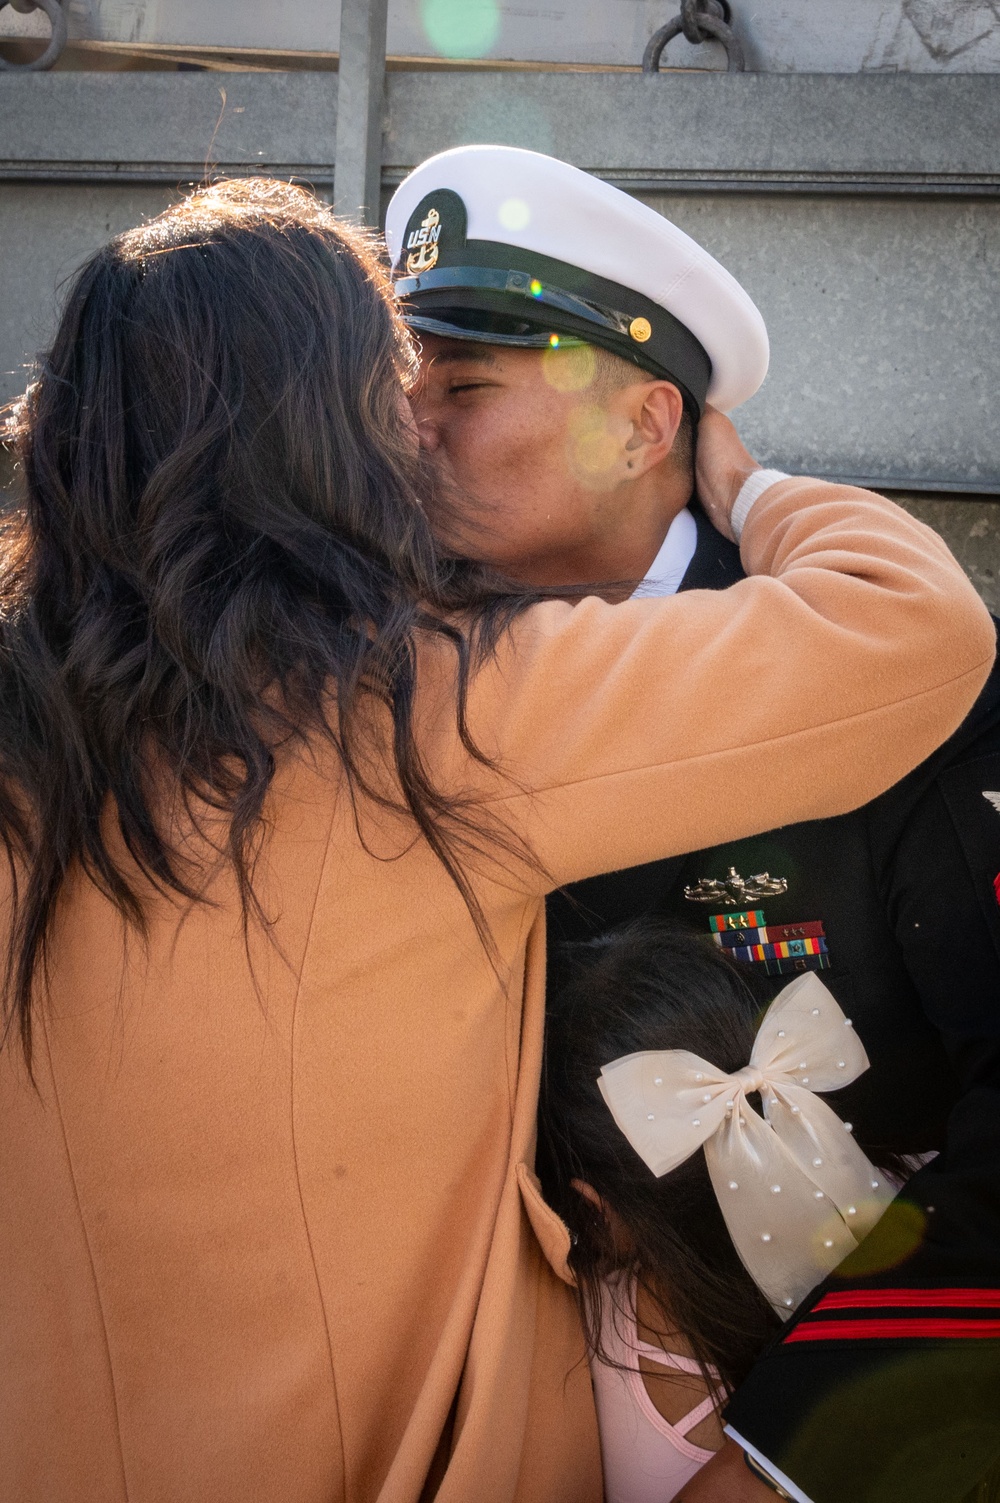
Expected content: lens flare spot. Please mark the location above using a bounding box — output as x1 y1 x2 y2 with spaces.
498 197 531 232
529 279 543 298
568 402 620 480
542 342 596 394
833 1200 928 1278
421 0 500 59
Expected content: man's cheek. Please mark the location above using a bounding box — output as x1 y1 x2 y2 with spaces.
443 416 493 477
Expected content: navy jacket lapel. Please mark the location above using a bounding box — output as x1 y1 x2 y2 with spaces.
678 499 746 592
546 499 746 955
631 501 744 896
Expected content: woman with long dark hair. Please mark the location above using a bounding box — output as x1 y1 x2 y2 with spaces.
0 178 991 1503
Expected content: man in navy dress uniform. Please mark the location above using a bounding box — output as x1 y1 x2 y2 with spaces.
386 147 1000 1503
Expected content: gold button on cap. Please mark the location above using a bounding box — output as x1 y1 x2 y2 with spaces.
629 316 652 343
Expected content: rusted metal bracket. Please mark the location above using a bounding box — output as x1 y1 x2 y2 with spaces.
0 0 67 72
643 0 745 74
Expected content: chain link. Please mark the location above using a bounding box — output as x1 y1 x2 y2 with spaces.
0 0 68 72
643 0 745 74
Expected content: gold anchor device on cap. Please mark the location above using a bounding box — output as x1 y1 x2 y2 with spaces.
384 144 769 417
404 207 442 276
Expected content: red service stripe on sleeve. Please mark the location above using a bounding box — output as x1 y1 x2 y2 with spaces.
786 1318 1000 1343
815 1289 1000 1311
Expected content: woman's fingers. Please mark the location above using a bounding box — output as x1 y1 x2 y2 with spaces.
695 406 761 542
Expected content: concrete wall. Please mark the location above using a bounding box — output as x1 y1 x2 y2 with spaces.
892 496 999 615
3 72 1000 490
6 177 999 496
636 192 1000 492
0 183 177 396
7 0 1000 72
0 70 996 610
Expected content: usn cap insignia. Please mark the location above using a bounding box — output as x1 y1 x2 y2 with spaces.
405 207 442 276
398 189 468 278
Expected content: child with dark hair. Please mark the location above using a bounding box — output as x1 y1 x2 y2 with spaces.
537 921 904 1503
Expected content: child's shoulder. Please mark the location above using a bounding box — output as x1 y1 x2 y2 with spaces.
595 1275 725 1453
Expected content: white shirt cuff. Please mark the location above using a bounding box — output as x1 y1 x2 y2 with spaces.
724 1426 815 1503
730 469 790 544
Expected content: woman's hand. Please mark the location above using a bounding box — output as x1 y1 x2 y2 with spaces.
675 1439 783 1502
695 406 761 543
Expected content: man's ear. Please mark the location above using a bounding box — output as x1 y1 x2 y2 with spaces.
622 381 685 477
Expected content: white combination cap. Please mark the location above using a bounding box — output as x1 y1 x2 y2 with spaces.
385 144 769 414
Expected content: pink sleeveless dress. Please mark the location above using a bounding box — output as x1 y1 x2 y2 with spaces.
590 1280 726 1503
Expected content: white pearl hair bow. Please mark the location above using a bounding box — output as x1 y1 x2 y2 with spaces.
597 972 896 1317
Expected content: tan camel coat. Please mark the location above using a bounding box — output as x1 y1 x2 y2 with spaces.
0 479 994 1503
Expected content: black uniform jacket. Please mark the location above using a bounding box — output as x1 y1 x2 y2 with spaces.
546 504 1000 1503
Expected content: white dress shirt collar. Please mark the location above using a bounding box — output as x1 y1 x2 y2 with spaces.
631 506 699 599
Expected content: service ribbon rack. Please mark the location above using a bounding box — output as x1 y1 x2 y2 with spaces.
709 909 830 977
